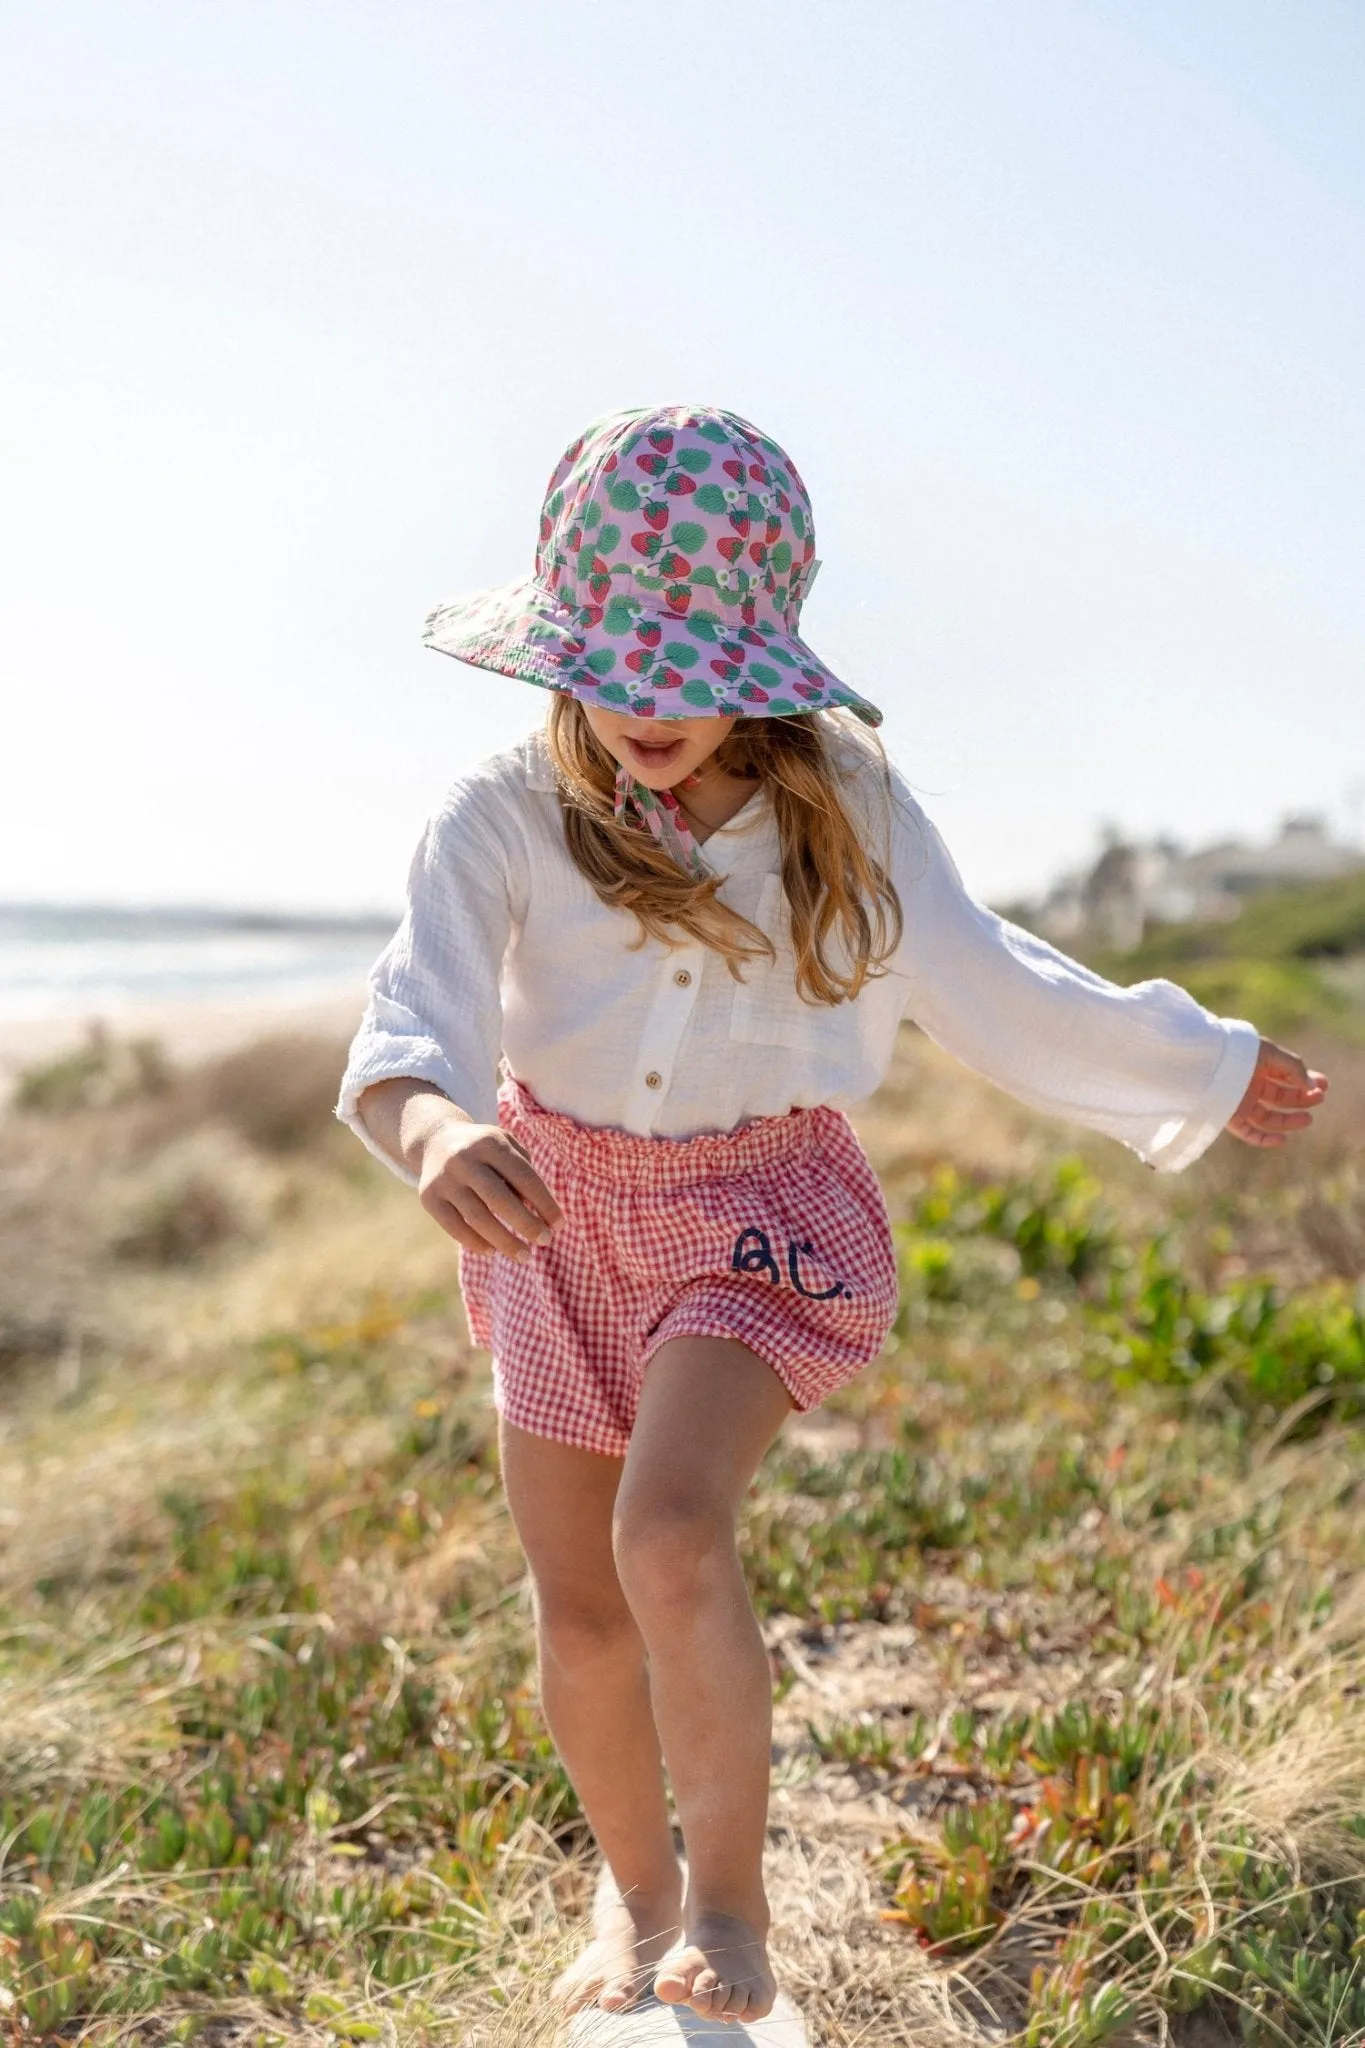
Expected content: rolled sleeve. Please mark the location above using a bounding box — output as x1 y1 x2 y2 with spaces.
335 780 522 1182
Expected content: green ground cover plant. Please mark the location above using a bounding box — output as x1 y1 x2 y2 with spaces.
3 1027 1365 2043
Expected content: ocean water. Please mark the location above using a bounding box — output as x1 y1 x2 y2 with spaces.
0 905 398 1020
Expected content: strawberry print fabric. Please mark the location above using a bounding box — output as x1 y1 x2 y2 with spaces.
422 405 881 730
610 761 708 879
458 1079 900 1458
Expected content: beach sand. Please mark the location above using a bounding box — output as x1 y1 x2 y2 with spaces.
0 988 367 1102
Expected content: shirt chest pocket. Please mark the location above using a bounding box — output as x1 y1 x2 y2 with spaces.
729 874 835 1053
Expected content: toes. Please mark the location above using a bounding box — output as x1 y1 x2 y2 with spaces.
687 1973 724 2019
654 1949 699 2003
599 1970 648 2013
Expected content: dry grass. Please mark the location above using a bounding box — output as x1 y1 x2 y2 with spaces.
3 1025 1365 2043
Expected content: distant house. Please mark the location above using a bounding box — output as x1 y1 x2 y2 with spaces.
1033 816 1365 951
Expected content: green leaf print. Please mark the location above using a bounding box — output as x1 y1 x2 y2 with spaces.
767 645 797 667
790 505 807 539
603 599 636 636
596 523 621 554
674 447 712 475
596 679 630 704
670 521 706 553
586 648 617 675
548 489 565 518
582 501 602 531
692 484 727 515
768 697 797 714
684 614 720 643
771 541 792 573
680 678 716 707
691 564 720 589
749 662 781 686
607 479 641 512
662 642 699 668
635 573 665 591
696 420 729 444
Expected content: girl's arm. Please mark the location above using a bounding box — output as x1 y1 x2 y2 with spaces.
356 1076 561 1260
889 791 1323 1170
337 763 561 1251
338 773 521 1171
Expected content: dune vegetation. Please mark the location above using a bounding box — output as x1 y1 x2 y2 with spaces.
1080 870 1365 1048
3 1003 1365 2045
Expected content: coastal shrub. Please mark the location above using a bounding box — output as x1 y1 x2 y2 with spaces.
133 1034 349 1155
894 1159 1365 1426
1069 869 1365 1042
1172 956 1352 1044
14 1033 172 1116
110 1169 244 1266
189 1034 346 1153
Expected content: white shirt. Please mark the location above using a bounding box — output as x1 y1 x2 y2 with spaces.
337 730 1259 1179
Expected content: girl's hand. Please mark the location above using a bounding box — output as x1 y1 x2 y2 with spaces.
418 1121 564 1259
1227 1039 1328 1149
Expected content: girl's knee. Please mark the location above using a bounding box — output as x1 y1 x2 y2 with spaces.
613 1492 736 1619
534 1583 641 1676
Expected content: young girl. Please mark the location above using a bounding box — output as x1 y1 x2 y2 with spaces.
338 405 1326 2028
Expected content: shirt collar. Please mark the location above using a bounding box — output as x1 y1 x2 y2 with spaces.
699 788 777 878
523 728 778 875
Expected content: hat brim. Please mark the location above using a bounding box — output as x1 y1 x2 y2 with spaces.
423 575 882 727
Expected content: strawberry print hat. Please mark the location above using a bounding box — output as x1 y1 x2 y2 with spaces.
423 405 882 873
424 405 881 728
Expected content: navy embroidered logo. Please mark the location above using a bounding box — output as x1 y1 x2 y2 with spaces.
731 1226 781 1285
731 1226 852 1300
786 1238 848 1300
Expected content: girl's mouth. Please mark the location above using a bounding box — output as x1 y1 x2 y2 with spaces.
623 734 687 774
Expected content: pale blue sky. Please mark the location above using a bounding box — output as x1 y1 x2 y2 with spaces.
3 1 1363 911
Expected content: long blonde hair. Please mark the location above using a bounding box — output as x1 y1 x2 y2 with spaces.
546 697 903 1006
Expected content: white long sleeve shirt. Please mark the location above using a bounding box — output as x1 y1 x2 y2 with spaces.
337 730 1259 1179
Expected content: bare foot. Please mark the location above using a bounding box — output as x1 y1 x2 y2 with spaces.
554 1865 683 2015
653 1909 776 2025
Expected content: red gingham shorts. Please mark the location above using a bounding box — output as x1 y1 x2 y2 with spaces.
458 1079 900 1458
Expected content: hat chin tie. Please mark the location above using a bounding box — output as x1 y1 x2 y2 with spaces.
612 763 710 880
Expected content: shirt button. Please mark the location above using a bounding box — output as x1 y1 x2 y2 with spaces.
674 969 692 988
645 1070 663 1089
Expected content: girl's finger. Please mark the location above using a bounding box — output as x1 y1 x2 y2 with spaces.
492 1146 565 1231
426 1196 501 1256
1256 1075 1326 1106
451 1185 536 1261
1243 1106 1313 1136
1231 1121 1286 1148
464 1167 550 1250
1259 1052 1328 1096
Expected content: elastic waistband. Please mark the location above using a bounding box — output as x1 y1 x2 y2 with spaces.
499 1077 847 1189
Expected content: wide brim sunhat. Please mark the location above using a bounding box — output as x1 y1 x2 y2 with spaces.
423 405 882 729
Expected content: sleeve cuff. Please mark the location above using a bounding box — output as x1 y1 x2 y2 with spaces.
334 1043 474 1186
1142 1016 1261 1174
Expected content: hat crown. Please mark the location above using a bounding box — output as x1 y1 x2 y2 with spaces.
534 406 818 639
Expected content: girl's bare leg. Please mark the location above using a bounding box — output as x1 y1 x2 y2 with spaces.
498 1422 682 2012
613 1336 794 2025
